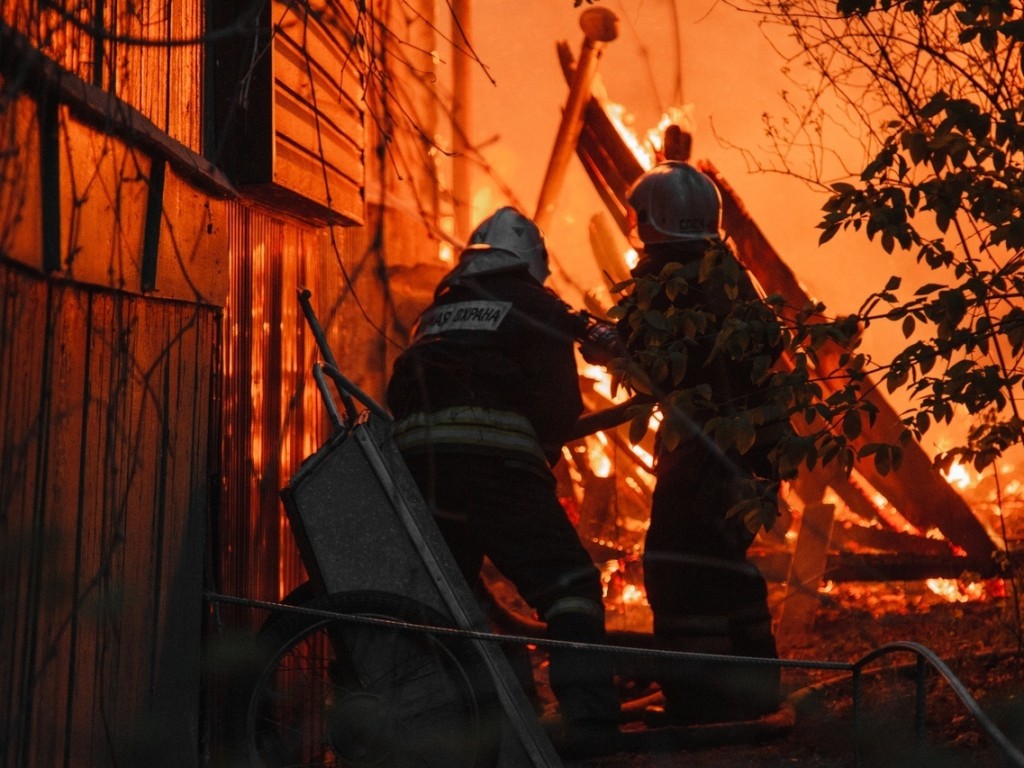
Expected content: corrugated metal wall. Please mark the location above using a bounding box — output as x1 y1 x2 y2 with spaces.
215 200 391 614
0 260 217 767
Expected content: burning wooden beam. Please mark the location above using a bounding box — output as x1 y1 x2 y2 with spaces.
534 9 619 231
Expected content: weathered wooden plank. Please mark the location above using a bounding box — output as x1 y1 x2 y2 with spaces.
60 118 149 288
156 170 230 305
274 137 363 221
273 86 362 182
0 271 215 765
3 1 97 81
73 289 115 765
103 293 147 758
98 0 204 151
273 22 362 129
777 501 836 648
141 300 207 759
31 281 91 766
0 96 44 269
0 265 49 767
205 0 364 223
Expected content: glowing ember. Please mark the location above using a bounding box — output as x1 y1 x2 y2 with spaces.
620 582 646 605
601 559 649 606
925 578 986 603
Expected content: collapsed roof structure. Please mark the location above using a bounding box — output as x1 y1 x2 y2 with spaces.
541 16 1000 639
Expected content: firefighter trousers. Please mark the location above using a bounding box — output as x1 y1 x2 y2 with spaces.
402 450 620 728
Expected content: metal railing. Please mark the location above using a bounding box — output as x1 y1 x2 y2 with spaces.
207 592 1024 767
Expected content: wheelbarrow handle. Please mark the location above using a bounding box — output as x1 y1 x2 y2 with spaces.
298 288 360 423
313 362 392 426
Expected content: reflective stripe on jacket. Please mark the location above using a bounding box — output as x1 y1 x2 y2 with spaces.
392 406 548 466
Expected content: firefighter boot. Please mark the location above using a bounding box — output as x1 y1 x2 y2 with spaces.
729 613 781 718
653 627 736 726
543 599 622 757
654 617 780 725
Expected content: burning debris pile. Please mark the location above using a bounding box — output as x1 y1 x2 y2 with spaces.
508 30 1024 644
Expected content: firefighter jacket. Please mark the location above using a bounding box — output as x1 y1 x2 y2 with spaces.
620 241 791 478
386 270 584 467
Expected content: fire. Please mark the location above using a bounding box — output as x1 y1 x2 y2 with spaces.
605 103 655 170
585 431 613 478
941 460 974 490
601 559 648 606
925 578 986 603
604 103 697 171
581 364 628 403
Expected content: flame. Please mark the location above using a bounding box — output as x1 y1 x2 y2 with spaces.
586 431 613 478
439 214 455 263
605 103 698 171
646 106 697 156
581 364 628 402
941 460 974 490
620 582 646 605
605 104 655 170
600 559 649 606
925 578 986 603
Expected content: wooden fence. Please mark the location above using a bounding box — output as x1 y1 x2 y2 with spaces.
1 261 218 767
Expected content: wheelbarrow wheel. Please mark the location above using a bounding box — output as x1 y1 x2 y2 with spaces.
246 590 499 768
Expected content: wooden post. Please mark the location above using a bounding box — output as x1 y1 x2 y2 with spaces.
776 499 836 650
534 7 618 231
451 0 472 240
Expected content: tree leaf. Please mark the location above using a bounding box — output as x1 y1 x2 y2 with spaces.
629 413 650 445
902 314 916 338
843 409 863 439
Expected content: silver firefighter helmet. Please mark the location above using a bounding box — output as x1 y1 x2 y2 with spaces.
457 206 550 284
626 161 722 247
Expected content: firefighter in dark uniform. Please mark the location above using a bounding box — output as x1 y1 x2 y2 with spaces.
386 206 622 754
618 162 792 724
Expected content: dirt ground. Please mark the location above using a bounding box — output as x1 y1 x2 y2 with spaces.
560 581 1024 768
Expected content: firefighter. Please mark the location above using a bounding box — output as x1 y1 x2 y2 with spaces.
386 206 622 755
617 161 792 724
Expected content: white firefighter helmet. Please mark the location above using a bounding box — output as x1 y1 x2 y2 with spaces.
626 161 722 247
457 206 550 284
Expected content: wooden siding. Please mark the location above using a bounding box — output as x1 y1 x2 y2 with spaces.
0 261 217 767
0 56 229 297
3 0 204 153
208 0 364 225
